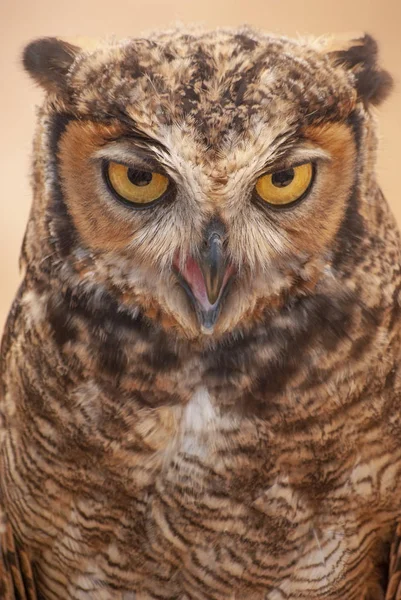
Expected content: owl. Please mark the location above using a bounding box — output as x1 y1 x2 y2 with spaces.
1 24 401 600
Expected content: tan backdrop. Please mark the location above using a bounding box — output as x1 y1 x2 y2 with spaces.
0 0 400 332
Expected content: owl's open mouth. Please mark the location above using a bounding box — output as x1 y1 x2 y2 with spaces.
175 256 234 332
173 221 234 333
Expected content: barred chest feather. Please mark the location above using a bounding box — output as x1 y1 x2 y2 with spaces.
2 25 401 600
3 361 401 599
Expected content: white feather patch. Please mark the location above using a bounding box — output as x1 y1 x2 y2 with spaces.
179 387 216 457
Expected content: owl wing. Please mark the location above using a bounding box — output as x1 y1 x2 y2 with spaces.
0 514 38 600
386 520 401 600
0 280 37 598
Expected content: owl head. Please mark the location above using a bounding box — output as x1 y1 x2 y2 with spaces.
22 28 392 342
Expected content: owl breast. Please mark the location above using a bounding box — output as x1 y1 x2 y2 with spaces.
19 384 396 600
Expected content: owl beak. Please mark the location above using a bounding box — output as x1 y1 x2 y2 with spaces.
175 219 234 333
198 229 233 331
200 230 226 305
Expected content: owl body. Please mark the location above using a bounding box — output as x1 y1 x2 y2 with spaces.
1 26 401 599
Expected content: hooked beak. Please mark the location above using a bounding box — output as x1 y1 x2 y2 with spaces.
175 219 234 333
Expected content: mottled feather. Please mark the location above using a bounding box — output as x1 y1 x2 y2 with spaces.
0 25 400 599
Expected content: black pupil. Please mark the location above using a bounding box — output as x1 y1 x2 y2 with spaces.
271 168 295 188
127 169 153 187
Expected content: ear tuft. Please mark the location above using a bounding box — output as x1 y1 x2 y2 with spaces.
22 37 81 94
329 34 393 106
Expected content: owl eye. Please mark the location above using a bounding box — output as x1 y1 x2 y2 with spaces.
255 162 314 207
105 161 170 206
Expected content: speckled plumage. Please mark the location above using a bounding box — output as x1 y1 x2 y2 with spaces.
1 25 401 599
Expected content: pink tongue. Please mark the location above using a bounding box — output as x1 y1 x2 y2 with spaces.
180 256 215 311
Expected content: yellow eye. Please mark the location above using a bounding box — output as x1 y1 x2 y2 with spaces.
106 162 169 205
255 162 314 206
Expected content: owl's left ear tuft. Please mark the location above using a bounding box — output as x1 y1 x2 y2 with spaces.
22 37 81 94
329 34 393 106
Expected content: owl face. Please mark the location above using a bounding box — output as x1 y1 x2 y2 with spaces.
23 30 392 340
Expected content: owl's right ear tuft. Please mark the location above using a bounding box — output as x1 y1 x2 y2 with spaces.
22 37 81 94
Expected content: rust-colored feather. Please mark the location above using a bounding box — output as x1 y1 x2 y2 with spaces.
0 26 398 599
0 515 37 600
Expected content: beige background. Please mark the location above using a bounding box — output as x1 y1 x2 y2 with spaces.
0 0 400 332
